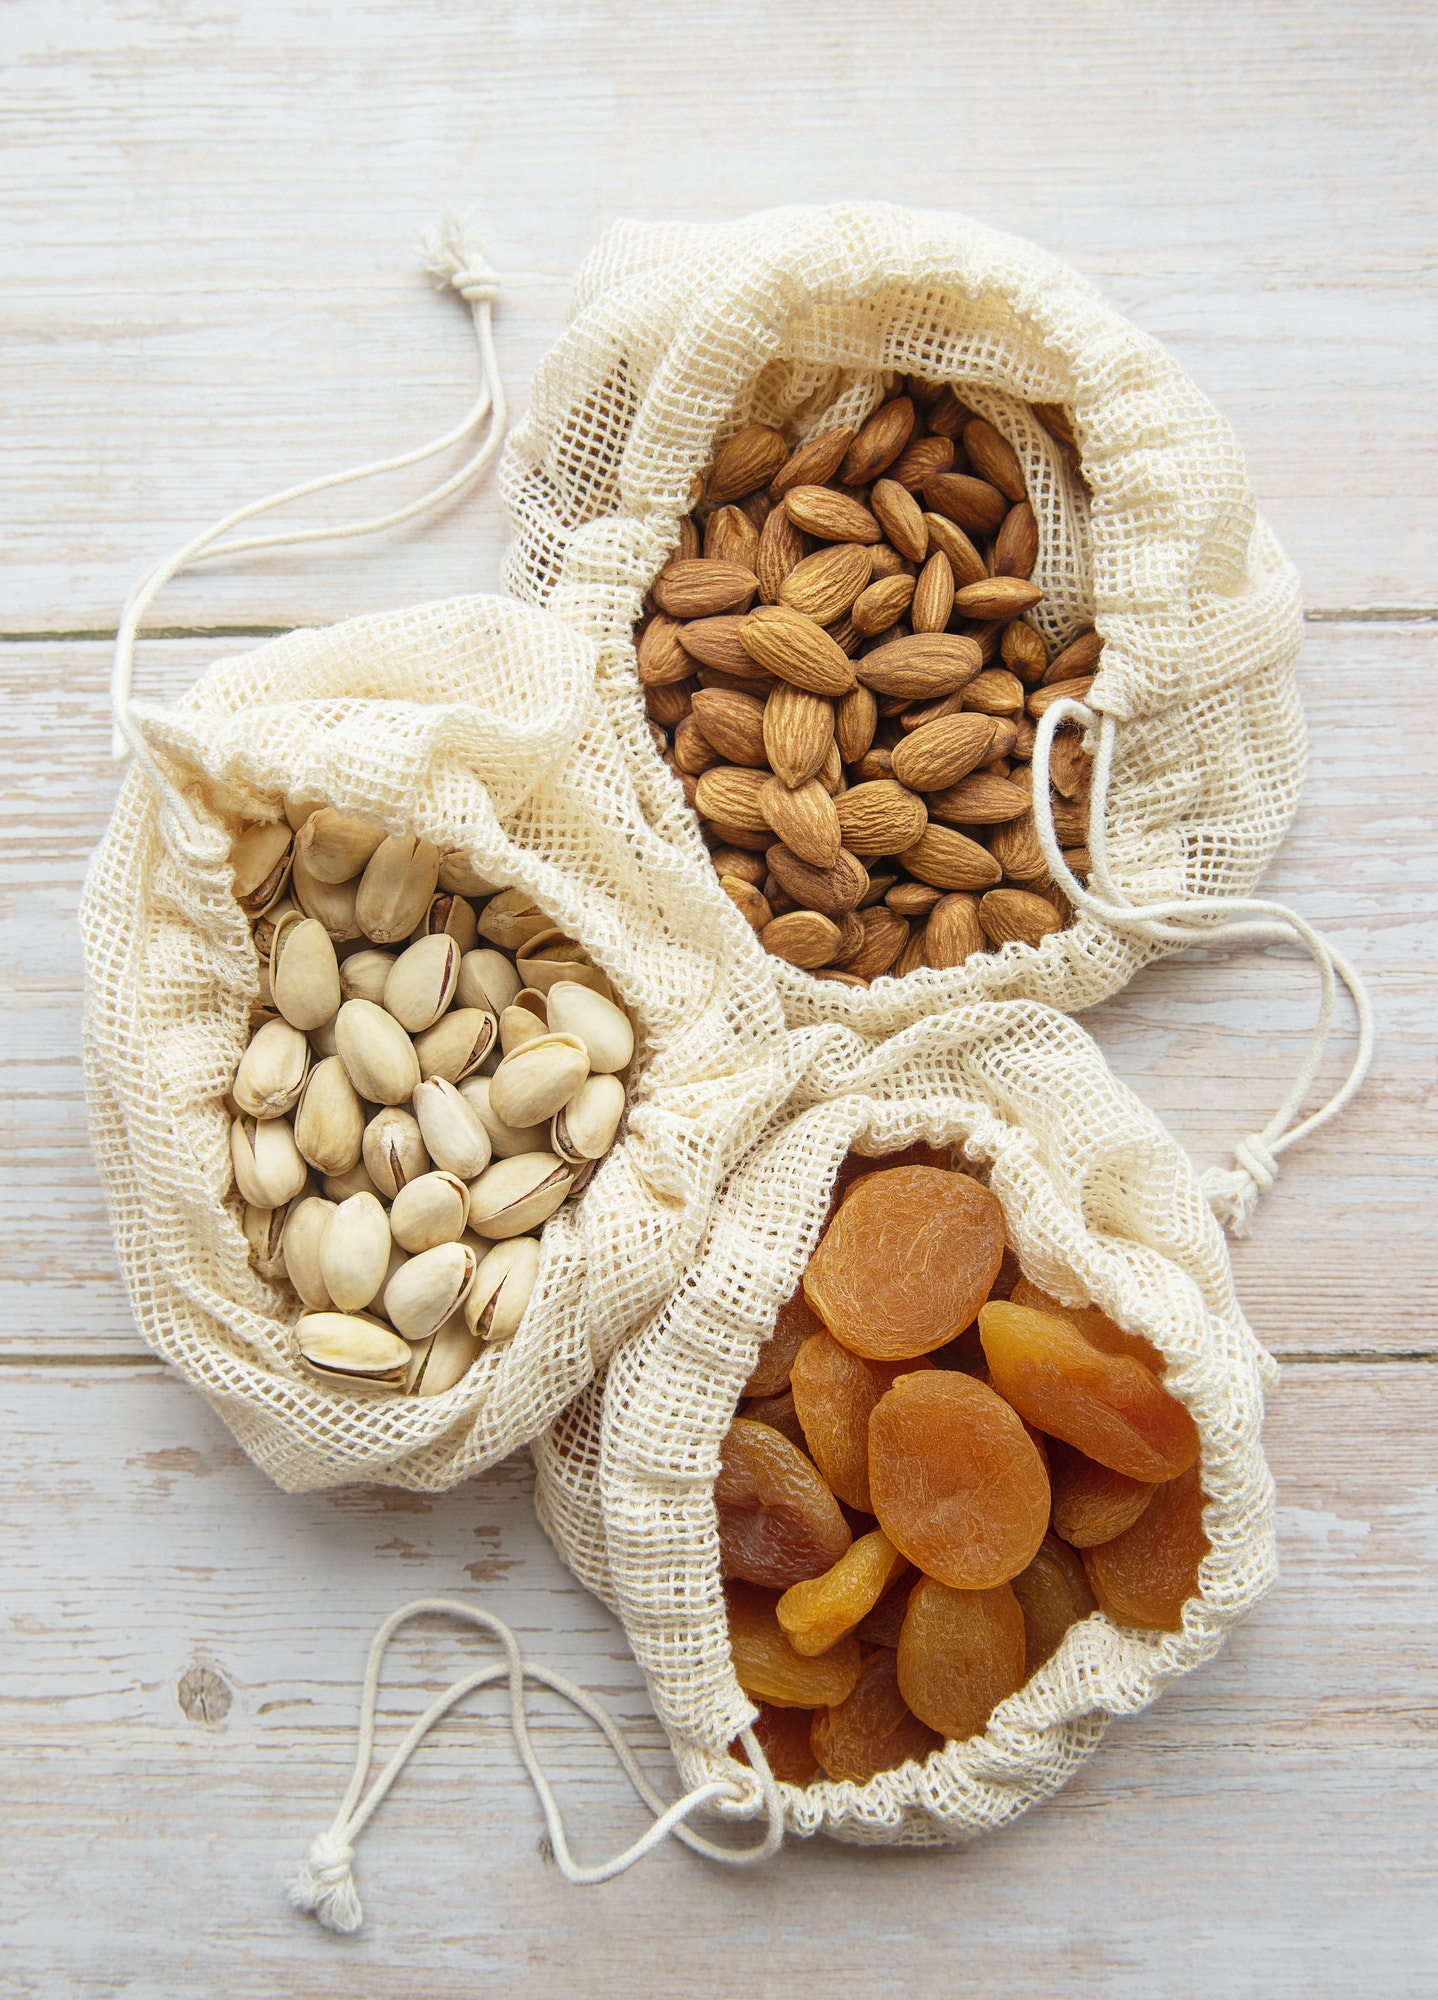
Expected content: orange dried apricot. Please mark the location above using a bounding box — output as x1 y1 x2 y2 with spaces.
743 1387 808 1453
744 1281 824 1397
789 1329 932 1509
804 1166 1005 1360
854 1567 917 1648
1010 1532 1097 1674
1082 1465 1209 1631
978 1300 1198 1483
776 1529 907 1656
732 1702 819 1785
868 1370 1049 1588
823 1141 954 1228
1009 1277 1164 1371
716 1417 852 1588
811 1648 943 1782
1047 1436 1154 1547
896 1575 1026 1740
726 1582 861 1708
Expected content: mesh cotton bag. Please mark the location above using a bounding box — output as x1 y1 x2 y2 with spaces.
500 199 1307 1031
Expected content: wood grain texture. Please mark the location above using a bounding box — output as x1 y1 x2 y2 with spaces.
3 2 1436 1992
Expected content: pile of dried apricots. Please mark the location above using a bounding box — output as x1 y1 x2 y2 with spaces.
720 1146 1209 1786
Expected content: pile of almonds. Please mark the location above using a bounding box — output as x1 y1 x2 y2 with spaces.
227 803 635 1396
720 1147 1208 1786
639 385 1099 983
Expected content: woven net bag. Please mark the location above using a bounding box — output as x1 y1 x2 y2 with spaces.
533 1000 1279 1846
500 199 1306 1029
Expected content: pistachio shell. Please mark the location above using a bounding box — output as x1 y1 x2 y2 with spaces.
407 1309 483 1396
230 821 294 916
545 983 634 1074
383 934 461 1033
437 852 501 898
361 1106 429 1201
499 993 549 1055
295 1311 410 1387
293 808 386 884
464 1235 540 1343
284 794 324 831
252 897 300 960
293 1055 365 1176
322 1158 383 1203
318 1191 392 1313
466 1151 573 1239
488 1033 591 1129
242 1200 290 1282
475 888 551 952
335 998 421 1105
412 1077 492 1179
455 947 524 1017
309 1016 340 1061
231 1115 309 1208
282 1195 337 1309
457 1077 550 1160
551 1072 626 1163
412 892 478 954
389 1170 470 1254
339 949 397 1005
233 1018 310 1118
291 849 363 940
270 914 342 1032
513 927 610 998
413 1007 496 1084
383 1241 477 1340
355 835 441 945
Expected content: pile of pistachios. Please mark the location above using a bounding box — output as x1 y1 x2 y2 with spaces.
228 802 634 1397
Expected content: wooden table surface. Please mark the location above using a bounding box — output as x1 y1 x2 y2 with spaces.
3 4 1435 1994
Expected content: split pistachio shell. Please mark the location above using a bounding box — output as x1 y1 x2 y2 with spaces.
488 1033 590 1129
242 1201 290 1283
458 1077 550 1160
294 809 386 884
412 1076 492 1180
231 1115 309 1208
362 1106 430 1201
285 795 324 832
253 898 300 960
335 998 421 1105
413 892 478 954
551 1072 626 1164
340 949 397 1005
383 934 460 1034
383 1240 477 1340
233 1018 310 1119
545 982 634 1074
295 1312 410 1387
270 914 342 1032
414 1007 496 1084
230 821 294 917
475 888 551 952
291 849 363 940
411 1309 484 1397
455 947 524 1017
466 1151 573 1239
322 1158 382 1203
320 1192 393 1313
371 1241 410 1325
293 1055 365 1176
283 1195 337 1310
355 835 440 945
513 928 611 999
389 1170 470 1254
464 1235 540 1343
437 851 500 898
499 992 549 1056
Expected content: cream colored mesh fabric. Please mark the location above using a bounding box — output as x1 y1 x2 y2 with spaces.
534 1001 1277 1845
500 201 1305 1030
81 593 792 1492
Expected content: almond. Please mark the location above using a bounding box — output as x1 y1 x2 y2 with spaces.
704 505 761 566
672 714 721 775
739 606 857 697
721 876 773 930
770 426 854 500
924 773 1031 825
827 910 869 967
835 780 928 856
866 542 915 580
893 925 930 977
711 846 766 887
962 668 1026 716
869 479 929 562
910 551 955 635
763 683 834 788
1050 797 1089 847
783 485 883 545
696 665 776 696
924 387 973 438
645 680 694 728
833 684 879 764
1000 620 1048 681
765 843 870 914
853 748 894 782
898 824 1003 893
844 906 909 979
924 893 986 967
962 419 1026 503
778 542 873 624
885 436 955 491
1033 402 1078 454
677 615 758 675
690 688 768 768
738 489 775 532
889 713 997 791
953 577 1045 620
1063 846 1092 881
652 558 758 619
760 909 841 969
693 764 770 833
755 504 807 604
838 397 915 485
978 888 1063 948
921 473 1008 537
994 501 1038 579
1048 731 1093 801
856 633 983 700
704 818 772 853
988 813 1049 885
676 515 701 559
824 613 864 658
921 513 988 587
706 424 788 505
761 776 842 868
637 612 694 687
851 571 916 636
1042 628 1104 687
1027 675 1095 721
816 738 844 794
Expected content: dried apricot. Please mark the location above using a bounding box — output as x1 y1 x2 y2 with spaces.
744 1281 824 1398
716 1417 852 1588
1009 1277 1164 1371
978 1301 1198 1483
743 1387 808 1453
868 1370 1049 1587
1082 1465 1209 1631
854 1568 917 1648
1011 1532 1097 1674
804 1167 1005 1360
789 1330 931 1509
811 1648 943 1782
896 1575 1026 1740
777 1529 907 1656
732 1702 819 1785
823 1141 954 1228
1047 1436 1154 1547
726 1582 861 1708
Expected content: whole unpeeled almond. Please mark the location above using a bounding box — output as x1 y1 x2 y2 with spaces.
782 485 882 545
760 777 842 869
953 577 1045 620
978 888 1064 948
765 844 870 916
890 714 997 792
759 910 840 969
705 423 788 505
777 543 872 625
690 689 767 768
854 633 982 700
834 780 927 857
899 824 1003 893
838 397 915 486
651 558 758 620
962 419 1027 503
769 426 853 499
694 764 770 833
921 473 1008 537
738 607 857 697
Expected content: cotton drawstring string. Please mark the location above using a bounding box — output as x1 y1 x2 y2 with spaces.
288 1597 785 1934
1031 697 1374 1235
108 217 507 795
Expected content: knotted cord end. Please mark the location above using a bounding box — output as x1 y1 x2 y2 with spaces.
421 213 501 305
288 1832 363 1934
1199 1133 1280 1239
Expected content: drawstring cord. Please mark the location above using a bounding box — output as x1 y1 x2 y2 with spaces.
288 1598 784 1934
1031 697 1374 1235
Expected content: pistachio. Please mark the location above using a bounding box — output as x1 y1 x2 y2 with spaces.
464 1235 540 1343
242 1201 290 1283
335 998 422 1105
362 1106 429 1201
295 1311 411 1388
437 851 501 898
412 1076 492 1180
292 1055 365 1176
389 1170 470 1254
291 849 363 940
230 821 294 918
551 1072 626 1163
370 1240 409 1324
253 897 300 960
499 989 549 1056
458 1077 551 1160
545 983 634 1075
382 934 460 1034
270 914 342 1032
309 1016 340 1061
414 1006 496 1084
455 947 524 1017
232 1018 310 1118
410 1308 484 1397
383 1240 477 1340
322 1158 383 1203
282 1195 337 1310
293 808 386 884
231 1115 309 1209
488 1032 590 1129
285 794 324 832
475 888 551 952
355 834 440 945
413 892 478 954
339 948 397 1005
319 1192 392 1314
514 928 613 999
466 1151 574 1239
